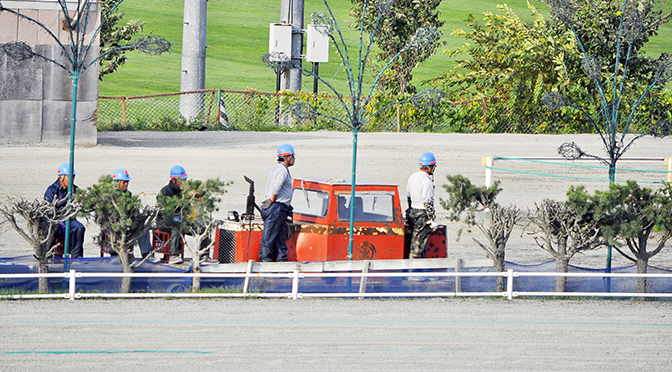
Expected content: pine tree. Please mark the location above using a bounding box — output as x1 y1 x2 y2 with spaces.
157 178 229 291
78 175 158 293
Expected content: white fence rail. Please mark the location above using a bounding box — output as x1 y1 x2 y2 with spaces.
482 156 672 187
2 270 672 301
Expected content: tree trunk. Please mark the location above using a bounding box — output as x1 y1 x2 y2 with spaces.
37 258 49 294
193 266 201 292
636 257 648 294
117 249 134 293
191 241 202 291
555 258 569 293
494 244 506 292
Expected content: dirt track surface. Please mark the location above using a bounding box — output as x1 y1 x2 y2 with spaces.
1 298 672 371
2 131 672 268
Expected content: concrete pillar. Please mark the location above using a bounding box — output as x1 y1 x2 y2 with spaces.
179 0 208 122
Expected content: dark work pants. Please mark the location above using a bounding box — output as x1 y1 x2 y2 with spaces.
169 226 182 256
259 202 290 262
60 220 85 258
168 226 211 258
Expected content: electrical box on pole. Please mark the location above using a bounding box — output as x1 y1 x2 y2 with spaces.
306 24 329 63
269 23 293 60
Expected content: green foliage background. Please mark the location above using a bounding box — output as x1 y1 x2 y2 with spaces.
96 0 672 97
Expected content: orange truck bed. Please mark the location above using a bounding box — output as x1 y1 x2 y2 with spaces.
214 178 446 263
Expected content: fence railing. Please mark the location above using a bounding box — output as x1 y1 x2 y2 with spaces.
482 156 672 187
97 90 582 133
3 270 672 301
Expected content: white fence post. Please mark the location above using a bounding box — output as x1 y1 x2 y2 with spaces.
482 156 493 187
506 269 514 300
291 270 299 300
243 260 254 294
68 270 77 301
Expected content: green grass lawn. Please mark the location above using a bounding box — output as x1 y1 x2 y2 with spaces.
99 0 672 97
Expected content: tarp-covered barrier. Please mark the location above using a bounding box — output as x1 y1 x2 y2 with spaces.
199 261 672 294
0 256 190 293
3 257 672 294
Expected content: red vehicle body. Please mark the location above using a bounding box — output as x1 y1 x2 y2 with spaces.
214 178 447 263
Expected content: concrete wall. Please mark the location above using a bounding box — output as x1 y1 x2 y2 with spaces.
0 1 99 146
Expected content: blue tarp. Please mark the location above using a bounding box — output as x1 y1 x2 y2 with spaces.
199 261 672 294
0 256 190 293
2 256 672 294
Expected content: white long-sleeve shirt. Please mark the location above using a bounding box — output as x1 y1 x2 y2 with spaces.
265 162 292 205
406 171 434 209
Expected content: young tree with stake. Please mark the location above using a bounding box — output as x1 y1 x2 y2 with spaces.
263 0 443 258
0 1 171 253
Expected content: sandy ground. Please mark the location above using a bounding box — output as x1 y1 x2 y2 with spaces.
1 131 672 269
1 298 672 371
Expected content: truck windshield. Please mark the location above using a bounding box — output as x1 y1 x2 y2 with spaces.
337 192 395 222
291 189 329 217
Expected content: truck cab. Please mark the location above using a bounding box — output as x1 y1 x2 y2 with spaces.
214 178 447 263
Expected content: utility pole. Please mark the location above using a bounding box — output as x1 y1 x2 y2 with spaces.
279 0 304 92
180 0 208 121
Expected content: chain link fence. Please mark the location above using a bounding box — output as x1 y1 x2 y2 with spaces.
97 89 578 133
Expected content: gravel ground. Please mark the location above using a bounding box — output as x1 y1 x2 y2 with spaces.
1 298 672 371
2 131 671 268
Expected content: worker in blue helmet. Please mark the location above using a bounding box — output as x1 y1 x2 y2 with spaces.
44 162 86 258
157 165 189 264
405 153 438 259
109 168 154 260
111 167 131 190
157 165 211 264
258 144 296 262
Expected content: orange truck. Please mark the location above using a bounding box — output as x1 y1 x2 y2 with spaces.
214 178 447 264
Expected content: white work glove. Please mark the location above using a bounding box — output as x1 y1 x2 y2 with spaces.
427 219 438 231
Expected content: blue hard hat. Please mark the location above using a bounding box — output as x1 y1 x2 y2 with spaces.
170 165 188 179
112 168 131 182
277 144 295 157
418 152 437 166
57 162 76 176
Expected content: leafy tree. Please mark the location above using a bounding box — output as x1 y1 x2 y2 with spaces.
1 1 171 250
264 0 442 257
441 175 522 292
526 199 603 292
78 175 158 293
0 197 79 293
567 181 672 293
539 0 672 135
99 0 145 80
542 0 672 274
543 0 672 181
157 178 228 291
350 0 446 95
432 1 585 133
547 0 672 94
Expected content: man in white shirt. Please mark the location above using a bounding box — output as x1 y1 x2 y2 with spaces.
259 144 296 262
405 152 438 259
